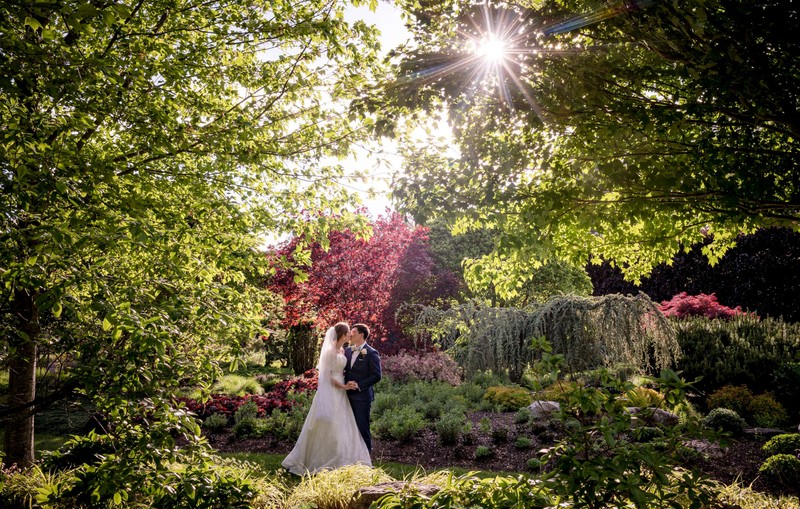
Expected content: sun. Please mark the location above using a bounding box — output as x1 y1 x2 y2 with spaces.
476 35 507 62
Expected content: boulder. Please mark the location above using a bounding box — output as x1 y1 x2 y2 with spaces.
744 427 786 437
528 401 560 420
682 439 724 459
349 481 441 509
626 407 680 427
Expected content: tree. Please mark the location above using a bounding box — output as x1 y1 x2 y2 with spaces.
411 294 679 382
425 217 593 305
589 228 800 321
268 212 460 371
1 0 381 468
375 0 800 287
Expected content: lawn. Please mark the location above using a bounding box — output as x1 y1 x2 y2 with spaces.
219 451 521 481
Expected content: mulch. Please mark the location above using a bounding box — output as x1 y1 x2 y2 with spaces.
210 411 798 499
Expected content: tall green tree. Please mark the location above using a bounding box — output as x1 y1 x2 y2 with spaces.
377 0 800 288
1 0 381 467
425 217 592 304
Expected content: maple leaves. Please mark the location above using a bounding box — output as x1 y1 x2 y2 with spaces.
268 213 459 343
659 292 751 320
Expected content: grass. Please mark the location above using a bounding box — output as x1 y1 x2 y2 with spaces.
211 374 264 396
219 452 524 482
224 353 292 379
715 481 800 509
0 431 69 463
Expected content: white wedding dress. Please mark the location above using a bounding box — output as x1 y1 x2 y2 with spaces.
282 334 371 475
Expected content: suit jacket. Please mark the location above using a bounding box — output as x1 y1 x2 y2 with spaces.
344 344 381 402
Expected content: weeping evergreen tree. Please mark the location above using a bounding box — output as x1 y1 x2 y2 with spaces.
412 294 679 382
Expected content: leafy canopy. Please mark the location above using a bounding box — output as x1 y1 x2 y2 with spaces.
378 0 800 285
0 0 383 468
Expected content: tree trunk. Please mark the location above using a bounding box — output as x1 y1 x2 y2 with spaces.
288 323 318 375
3 289 39 468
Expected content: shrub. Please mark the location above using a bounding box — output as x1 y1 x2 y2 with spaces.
574 364 636 388
234 401 259 424
483 386 533 411
382 351 462 385
232 418 260 438
703 408 747 435
203 413 229 433
747 393 788 428
0 464 60 509
455 382 486 405
371 392 401 420
543 370 717 509
773 362 800 419
212 374 264 396
479 416 492 434
257 392 312 440
461 422 475 445
707 385 753 417
36 420 260 509
673 400 700 425
491 427 508 443
762 433 800 457
514 407 532 424
758 454 800 487
633 426 665 442
535 381 580 403
478 398 496 412
422 400 444 420
515 436 532 449
436 412 466 445
622 386 665 408
474 446 493 459
374 406 426 442
470 370 511 388
527 458 542 471
674 315 800 395
659 292 748 320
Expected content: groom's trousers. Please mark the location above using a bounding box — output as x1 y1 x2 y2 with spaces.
350 400 372 452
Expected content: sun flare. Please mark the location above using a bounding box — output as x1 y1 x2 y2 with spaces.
476 36 507 62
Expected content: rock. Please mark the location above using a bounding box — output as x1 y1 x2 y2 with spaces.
626 407 680 427
744 427 786 437
683 439 724 459
349 481 441 509
528 401 560 420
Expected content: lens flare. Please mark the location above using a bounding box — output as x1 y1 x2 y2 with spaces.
477 36 507 62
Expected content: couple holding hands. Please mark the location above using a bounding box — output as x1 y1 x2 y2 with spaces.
282 322 381 475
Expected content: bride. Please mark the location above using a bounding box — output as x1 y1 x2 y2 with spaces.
281 322 372 475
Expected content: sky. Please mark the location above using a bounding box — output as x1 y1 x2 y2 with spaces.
340 1 412 216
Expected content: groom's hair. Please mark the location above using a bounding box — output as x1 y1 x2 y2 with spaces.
352 323 370 340
334 322 350 339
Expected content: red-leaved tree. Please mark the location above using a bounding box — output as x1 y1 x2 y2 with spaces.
658 292 751 320
268 213 459 372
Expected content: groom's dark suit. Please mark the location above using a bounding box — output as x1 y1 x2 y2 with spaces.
344 343 381 452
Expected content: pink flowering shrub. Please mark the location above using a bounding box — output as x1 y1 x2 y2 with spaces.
382 351 462 386
659 292 751 320
178 369 318 420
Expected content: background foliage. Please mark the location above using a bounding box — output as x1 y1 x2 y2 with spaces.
376 0 800 291
0 0 382 469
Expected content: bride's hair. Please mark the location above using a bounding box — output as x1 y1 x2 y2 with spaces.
334 322 350 339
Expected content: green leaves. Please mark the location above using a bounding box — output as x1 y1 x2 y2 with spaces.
1 0 384 470
386 0 800 281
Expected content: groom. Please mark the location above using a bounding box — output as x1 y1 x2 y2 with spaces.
344 323 381 452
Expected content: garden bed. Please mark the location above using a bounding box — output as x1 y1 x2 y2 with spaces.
208 411 798 499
